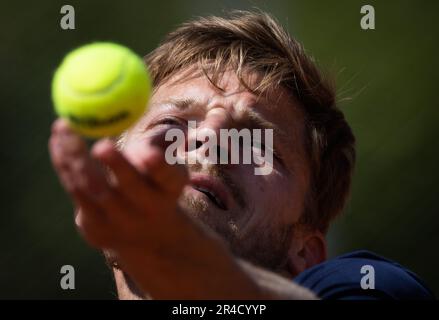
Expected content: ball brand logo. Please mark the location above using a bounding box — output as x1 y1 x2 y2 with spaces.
164 120 274 176
65 110 130 127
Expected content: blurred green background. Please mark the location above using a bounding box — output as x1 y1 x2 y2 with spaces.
1 0 437 299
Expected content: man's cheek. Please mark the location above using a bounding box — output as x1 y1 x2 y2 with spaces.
249 177 291 221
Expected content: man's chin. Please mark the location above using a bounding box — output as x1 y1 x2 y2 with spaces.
181 195 293 273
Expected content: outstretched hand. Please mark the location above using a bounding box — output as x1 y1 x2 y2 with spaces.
49 118 188 252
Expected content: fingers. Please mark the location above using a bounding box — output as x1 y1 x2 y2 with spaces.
48 118 189 250
48 119 130 220
50 119 188 203
123 140 189 198
91 139 156 206
93 137 188 208
49 119 107 195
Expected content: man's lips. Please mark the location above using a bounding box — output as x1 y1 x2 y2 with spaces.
189 174 231 210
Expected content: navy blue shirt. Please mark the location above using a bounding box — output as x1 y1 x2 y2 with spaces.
293 250 435 300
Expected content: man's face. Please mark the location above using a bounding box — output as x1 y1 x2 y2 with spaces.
123 69 310 272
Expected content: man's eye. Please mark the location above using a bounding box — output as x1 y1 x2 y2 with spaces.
156 117 183 126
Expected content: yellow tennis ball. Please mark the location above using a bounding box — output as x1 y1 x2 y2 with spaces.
52 42 151 138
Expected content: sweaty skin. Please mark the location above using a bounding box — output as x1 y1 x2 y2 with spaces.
49 70 325 299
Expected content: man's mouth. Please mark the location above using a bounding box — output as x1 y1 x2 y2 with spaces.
190 175 230 210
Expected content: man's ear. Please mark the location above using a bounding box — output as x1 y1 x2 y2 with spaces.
286 229 327 276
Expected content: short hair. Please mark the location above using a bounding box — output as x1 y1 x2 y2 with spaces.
144 10 356 233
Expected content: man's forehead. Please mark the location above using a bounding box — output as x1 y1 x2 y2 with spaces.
148 69 303 129
151 70 260 108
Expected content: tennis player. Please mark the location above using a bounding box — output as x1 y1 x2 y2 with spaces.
49 11 434 299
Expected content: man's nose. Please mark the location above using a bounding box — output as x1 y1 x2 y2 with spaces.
185 109 235 165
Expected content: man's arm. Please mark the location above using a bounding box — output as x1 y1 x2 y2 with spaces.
110 210 316 300
49 119 316 300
